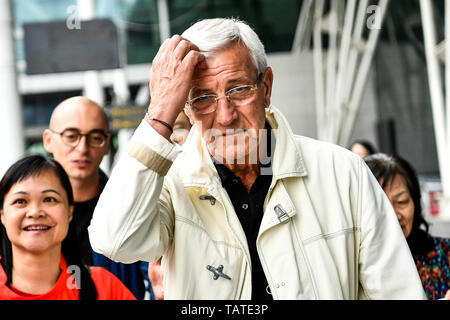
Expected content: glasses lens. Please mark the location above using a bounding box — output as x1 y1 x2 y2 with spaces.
228 85 254 102
191 95 216 114
87 132 106 147
61 129 81 146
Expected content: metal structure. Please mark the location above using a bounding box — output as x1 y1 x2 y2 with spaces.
420 0 450 220
292 0 389 146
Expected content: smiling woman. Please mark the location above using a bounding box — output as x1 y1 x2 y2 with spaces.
0 154 135 300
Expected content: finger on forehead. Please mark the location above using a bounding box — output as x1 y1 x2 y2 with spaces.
173 39 195 60
170 34 201 52
192 56 208 77
165 34 185 51
181 50 205 75
182 38 200 52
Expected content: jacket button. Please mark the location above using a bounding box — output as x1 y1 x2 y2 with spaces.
242 203 249 210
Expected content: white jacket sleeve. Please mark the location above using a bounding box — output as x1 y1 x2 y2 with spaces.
357 159 426 299
88 120 181 264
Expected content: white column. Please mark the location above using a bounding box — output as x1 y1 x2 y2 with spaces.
312 0 325 141
77 0 109 173
420 0 450 194
77 0 104 106
420 0 450 220
0 0 25 177
157 0 171 41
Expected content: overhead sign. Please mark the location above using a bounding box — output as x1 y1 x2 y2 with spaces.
108 105 147 131
24 18 120 75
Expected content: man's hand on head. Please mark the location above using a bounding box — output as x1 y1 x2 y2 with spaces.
147 35 204 140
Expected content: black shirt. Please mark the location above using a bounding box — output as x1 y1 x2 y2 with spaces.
212 124 274 300
73 194 101 266
72 170 108 266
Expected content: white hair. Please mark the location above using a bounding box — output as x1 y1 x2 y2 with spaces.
181 18 268 75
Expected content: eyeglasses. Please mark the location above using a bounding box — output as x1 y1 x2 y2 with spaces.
186 74 262 115
49 128 109 148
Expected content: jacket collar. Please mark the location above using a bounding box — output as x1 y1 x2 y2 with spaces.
173 105 308 186
264 105 307 180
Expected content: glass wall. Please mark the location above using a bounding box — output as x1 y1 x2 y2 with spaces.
13 0 77 63
14 0 302 66
97 0 161 64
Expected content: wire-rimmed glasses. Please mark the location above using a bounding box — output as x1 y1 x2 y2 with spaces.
186 73 262 115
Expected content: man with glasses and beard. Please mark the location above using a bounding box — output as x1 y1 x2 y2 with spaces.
43 96 145 299
89 19 425 300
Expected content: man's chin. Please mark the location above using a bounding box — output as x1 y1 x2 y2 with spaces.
206 131 260 165
68 168 95 181
209 145 253 165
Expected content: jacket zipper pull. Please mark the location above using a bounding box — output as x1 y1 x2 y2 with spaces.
200 195 216 205
274 205 291 224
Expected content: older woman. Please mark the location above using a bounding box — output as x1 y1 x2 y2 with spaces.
364 153 450 299
0 154 135 300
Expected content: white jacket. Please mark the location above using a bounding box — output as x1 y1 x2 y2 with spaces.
89 106 426 300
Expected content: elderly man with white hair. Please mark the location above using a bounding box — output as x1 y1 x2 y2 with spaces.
89 18 425 300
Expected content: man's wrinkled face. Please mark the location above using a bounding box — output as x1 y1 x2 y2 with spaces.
185 43 273 164
43 103 109 182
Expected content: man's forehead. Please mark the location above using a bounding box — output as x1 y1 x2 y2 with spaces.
191 44 255 82
51 102 108 130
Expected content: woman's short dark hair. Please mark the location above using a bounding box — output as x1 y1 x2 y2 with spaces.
363 153 434 255
349 139 377 155
0 154 97 299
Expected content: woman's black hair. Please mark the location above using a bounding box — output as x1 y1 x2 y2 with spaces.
0 154 97 300
363 153 434 255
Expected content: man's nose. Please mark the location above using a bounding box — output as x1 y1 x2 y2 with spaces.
75 135 89 152
214 97 236 126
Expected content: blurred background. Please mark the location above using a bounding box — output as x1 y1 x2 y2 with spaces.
1 0 449 236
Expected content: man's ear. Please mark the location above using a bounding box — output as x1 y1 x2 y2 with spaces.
102 136 111 156
262 67 273 109
42 129 54 154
